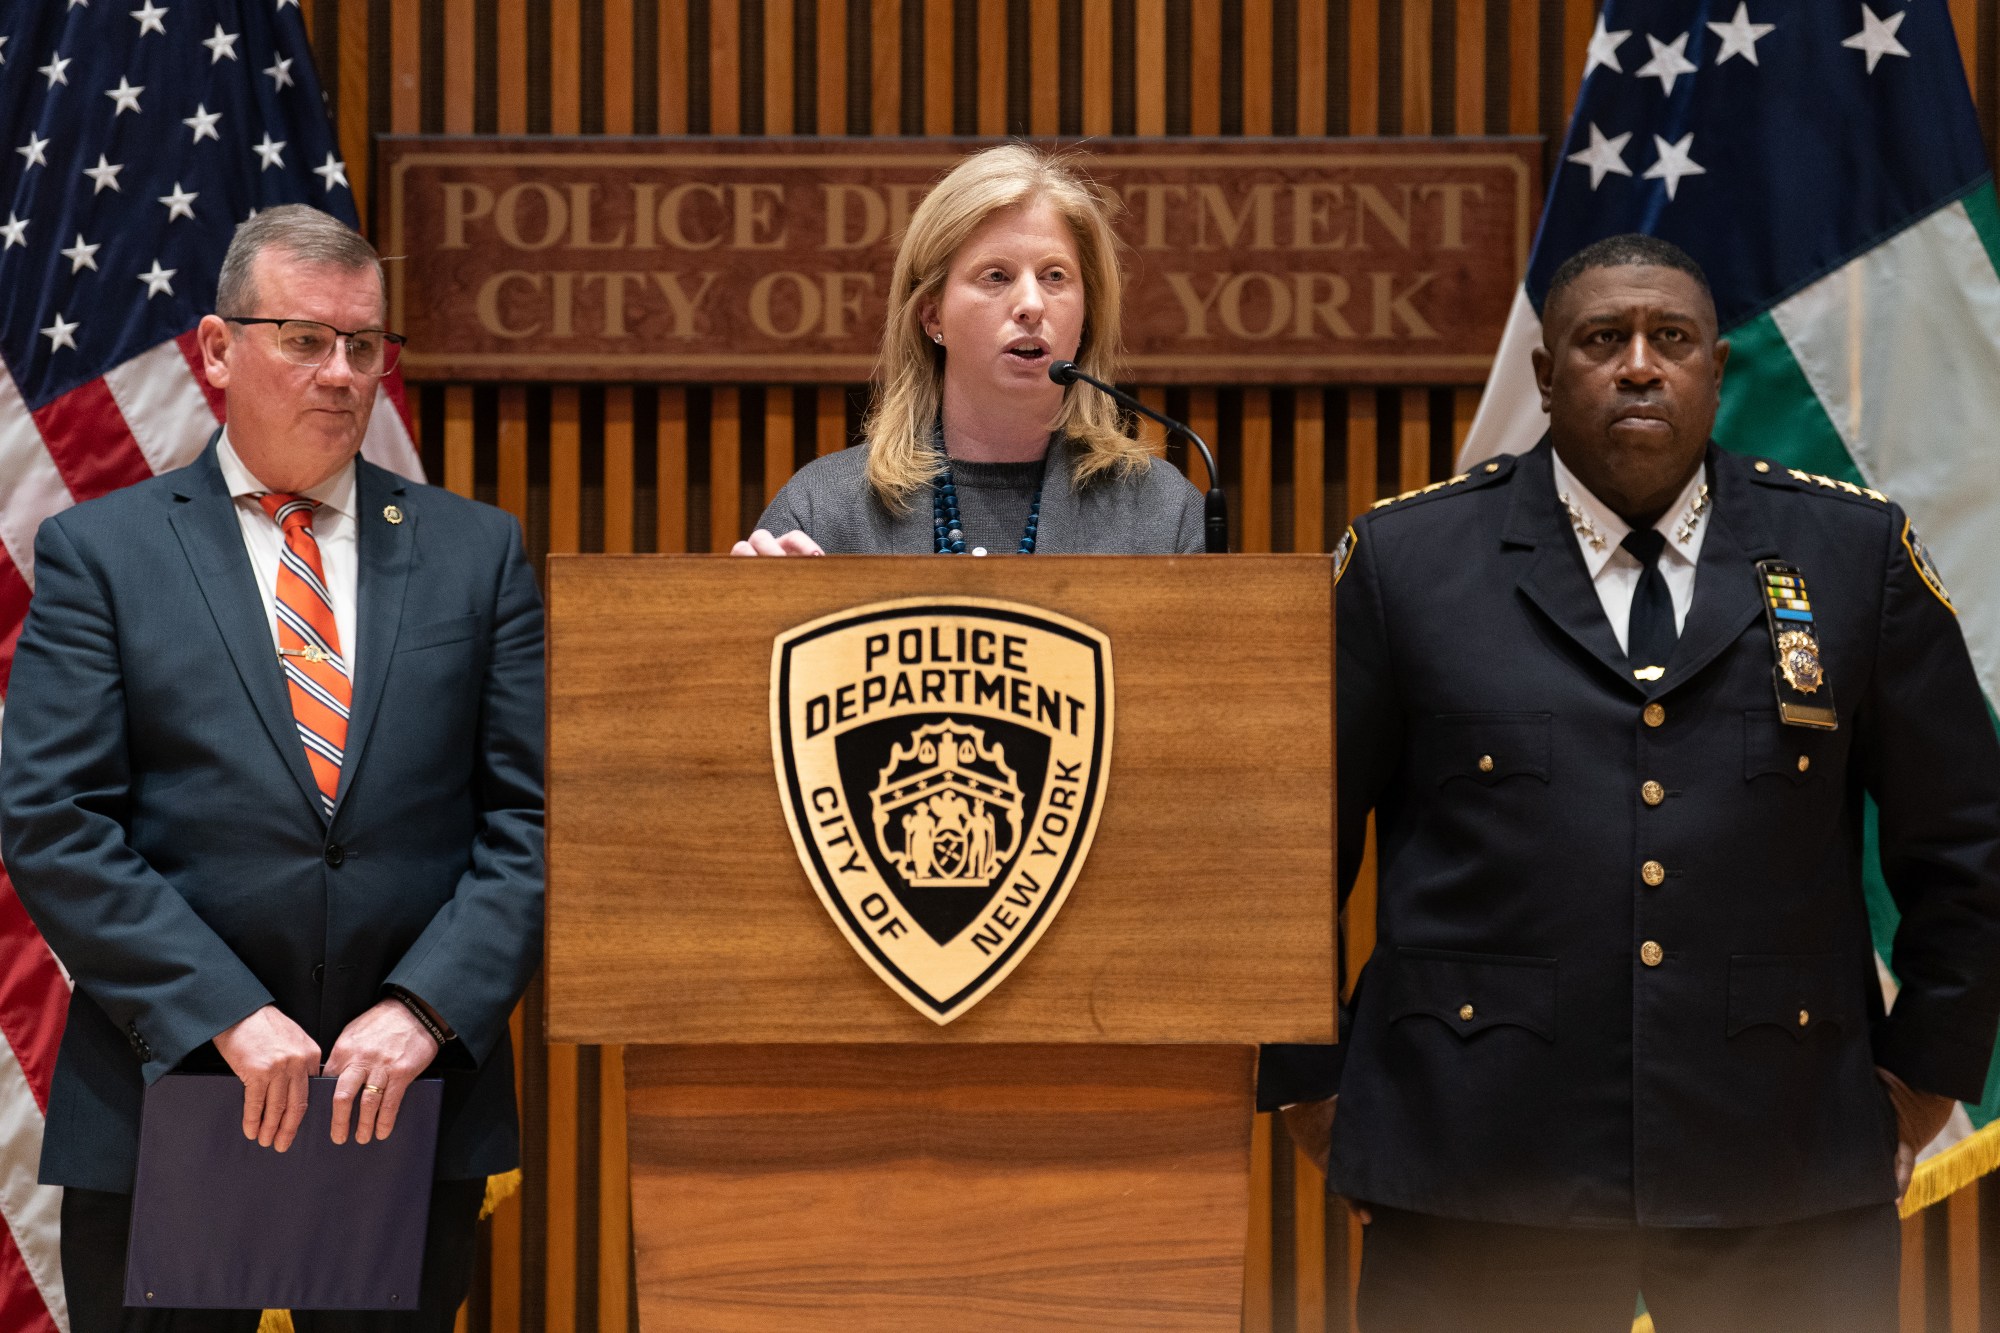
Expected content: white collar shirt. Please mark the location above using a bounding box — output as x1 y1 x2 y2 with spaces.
216 431 361 680
1550 449 1709 657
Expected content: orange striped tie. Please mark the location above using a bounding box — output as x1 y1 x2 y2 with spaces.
260 494 350 817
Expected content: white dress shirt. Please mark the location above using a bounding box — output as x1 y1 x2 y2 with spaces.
216 432 361 679
1550 449 1708 657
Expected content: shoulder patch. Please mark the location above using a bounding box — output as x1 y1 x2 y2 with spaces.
1902 517 1955 614
1332 524 1357 585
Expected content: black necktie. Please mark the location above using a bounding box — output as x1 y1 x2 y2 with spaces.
1621 528 1676 680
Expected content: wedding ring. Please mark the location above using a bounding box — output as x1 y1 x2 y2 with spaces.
362 1083 385 1095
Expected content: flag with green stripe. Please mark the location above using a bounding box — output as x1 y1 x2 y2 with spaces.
1460 0 2000 1207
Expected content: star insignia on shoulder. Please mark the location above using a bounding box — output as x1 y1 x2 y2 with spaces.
1783 467 1887 502
1371 472 1472 510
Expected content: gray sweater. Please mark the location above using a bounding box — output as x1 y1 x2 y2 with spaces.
754 440 1206 554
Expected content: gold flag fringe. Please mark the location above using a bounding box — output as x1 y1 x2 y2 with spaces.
481 1167 522 1219
255 1170 523 1331
1901 1117 2000 1217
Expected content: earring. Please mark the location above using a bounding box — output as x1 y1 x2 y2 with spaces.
931 333 944 345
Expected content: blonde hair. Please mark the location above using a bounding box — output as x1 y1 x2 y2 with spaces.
863 143 1155 510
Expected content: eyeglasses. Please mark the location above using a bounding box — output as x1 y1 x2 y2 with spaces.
224 317 407 377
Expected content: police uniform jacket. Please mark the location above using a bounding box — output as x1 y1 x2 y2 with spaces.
1319 439 2000 1228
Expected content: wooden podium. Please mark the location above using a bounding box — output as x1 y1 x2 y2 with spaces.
546 557 1334 1331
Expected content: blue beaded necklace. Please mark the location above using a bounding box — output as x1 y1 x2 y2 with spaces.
932 465 1042 556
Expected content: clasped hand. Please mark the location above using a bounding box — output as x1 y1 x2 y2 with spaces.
212 1000 440 1152
1877 1066 1956 1205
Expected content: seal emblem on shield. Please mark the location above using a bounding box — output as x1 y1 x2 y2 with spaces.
1776 629 1825 694
771 598 1114 1024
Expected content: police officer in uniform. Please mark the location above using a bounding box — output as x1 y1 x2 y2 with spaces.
1265 234 2000 1331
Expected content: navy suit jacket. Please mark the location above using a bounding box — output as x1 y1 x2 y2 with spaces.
1264 441 2000 1228
0 440 544 1192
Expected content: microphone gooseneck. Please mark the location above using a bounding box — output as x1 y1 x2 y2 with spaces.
1048 360 1228 554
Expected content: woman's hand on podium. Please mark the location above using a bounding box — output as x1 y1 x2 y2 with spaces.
732 529 825 557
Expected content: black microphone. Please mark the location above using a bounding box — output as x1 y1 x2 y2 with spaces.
1049 360 1228 554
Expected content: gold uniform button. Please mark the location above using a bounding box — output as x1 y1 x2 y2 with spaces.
1643 703 1666 728
1798 1009 1811 1027
1641 860 1666 887
1459 1004 1475 1021
1484 461 1501 473
1641 780 1665 806
1478 754 1495 773
1754 460 1771 473
1640 941 1664 967
1797 755 1811 773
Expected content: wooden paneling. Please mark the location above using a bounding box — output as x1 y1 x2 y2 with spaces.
603 388 635 553
308 2 2000 1330
762 387 792 506
546 557 1332 1046
626 1044 1254 1328
657 387 688 553
1245 1109 1274 1331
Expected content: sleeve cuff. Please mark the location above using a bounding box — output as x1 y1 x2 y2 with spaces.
1256 1043 1342 1113
1873 1022 1995 1106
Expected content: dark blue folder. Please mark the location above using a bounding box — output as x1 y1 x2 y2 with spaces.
125 1073 442 1310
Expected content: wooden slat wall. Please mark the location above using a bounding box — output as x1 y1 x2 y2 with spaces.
298 2 2000 1330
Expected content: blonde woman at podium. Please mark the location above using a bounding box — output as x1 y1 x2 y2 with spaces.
733 143 1203 557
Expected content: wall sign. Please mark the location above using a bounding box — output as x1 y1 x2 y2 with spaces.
381 136 1539 384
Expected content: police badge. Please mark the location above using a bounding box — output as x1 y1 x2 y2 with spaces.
1776 630 1823 694
771 598 1114 1024
1754 560 1837 731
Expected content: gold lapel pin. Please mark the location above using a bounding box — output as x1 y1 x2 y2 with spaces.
383 504 404 525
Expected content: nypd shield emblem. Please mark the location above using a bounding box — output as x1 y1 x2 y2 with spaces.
771 598 1114 1024
1903 517 1955 613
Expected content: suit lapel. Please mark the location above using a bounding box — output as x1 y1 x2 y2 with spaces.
1505 443 1645 697
333 462 414 812
1655 450 1777 696
167 440 327 820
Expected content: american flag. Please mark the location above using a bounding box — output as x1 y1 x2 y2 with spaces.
0 5 419 1329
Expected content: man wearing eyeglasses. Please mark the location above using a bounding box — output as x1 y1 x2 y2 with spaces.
0 205 544 1333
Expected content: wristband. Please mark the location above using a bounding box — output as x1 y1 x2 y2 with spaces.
390 989 452 1046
